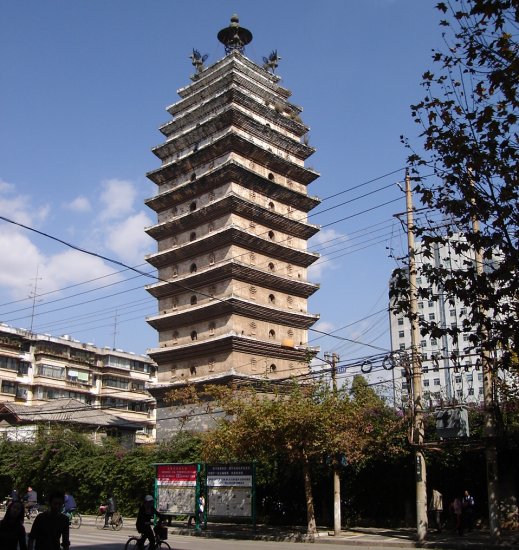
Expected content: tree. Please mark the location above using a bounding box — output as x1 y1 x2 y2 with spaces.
393 0 518 361
178 379 405 535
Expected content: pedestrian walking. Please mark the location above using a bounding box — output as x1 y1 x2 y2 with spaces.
462 489 475 531
429 488 443 532
28 490 70 550
0 501 27 550
451 495 463 536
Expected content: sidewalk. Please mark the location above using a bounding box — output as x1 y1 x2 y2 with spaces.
167 521 519 548
79 515 519 548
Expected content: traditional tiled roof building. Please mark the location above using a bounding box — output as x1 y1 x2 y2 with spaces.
144 17 321 415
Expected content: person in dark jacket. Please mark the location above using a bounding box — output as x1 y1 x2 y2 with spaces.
0 501 27 550
136 495 164 550
104 493 117 528
28 491 69 550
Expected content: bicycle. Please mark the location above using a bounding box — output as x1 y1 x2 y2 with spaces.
65 509 82 529
124 523 171 550
24 504 40 522
95 506 123 531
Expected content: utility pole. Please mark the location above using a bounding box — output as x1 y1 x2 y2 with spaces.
471 192 501 542
112 310 119 349
29 265 43 333
325 351 341 536
405 171 428 541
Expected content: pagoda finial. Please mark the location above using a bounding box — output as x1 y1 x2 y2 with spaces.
217 14 253 55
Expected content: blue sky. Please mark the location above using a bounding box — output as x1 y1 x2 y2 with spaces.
0 1 441 366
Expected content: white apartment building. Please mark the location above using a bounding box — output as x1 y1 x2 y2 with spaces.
0 324 157 443
390 236 486 408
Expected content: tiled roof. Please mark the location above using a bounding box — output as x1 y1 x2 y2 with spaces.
0 399 142 430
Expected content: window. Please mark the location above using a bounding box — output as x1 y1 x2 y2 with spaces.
287 296 293 308
268 172 275 181
399 331 405 338
172 331 178 344
191 331 198 341
468 388 474 396
190 172 196 181
270 364 277 372
103 377 130 389
434 378 441 386
428 300 434 307
209 253 215 265
423 379 430 387
190 202 197 212
419 314 425 321
0 356 20 371
269 329 276 339
460 308 467 315
478 373 483 382
209 322 215 336
463 333 470 342
431 339 438 346
455 375 462 383
420 340 426 348
37 364 65 379
268 262 275 271
268 294 276 304
268 230 275 240
268 201 275 210
418 302 424 310
190 295 198 305
1 380 16 394
479 387 484 395
399 343 406 350
190 232 196 242
467 374 473 382
190 263 197 273
422 354 428 361
457 390 463 398
398 318 404 326
450 309 456 317
429 313 435 320
416 277 422 284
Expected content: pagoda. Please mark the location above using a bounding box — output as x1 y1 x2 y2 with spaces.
145 16 321 393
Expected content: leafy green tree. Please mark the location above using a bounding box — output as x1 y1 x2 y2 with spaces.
393 0 518 360
174 379 405 534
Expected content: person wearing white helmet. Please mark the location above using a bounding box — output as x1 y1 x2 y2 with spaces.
136 495 164 549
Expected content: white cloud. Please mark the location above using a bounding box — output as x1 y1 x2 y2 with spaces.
103 211 154 265
308 228 348 280
313 320 335 334
0 178 50 227
66 195 91 212
99 178 137 221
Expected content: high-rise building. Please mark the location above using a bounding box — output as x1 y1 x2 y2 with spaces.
144 16 320 412
389 236 486 408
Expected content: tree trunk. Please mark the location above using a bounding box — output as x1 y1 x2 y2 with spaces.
302 454 317 536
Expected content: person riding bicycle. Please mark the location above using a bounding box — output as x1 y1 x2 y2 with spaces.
136 495 164 550
63 492 76 523
23 487 38 516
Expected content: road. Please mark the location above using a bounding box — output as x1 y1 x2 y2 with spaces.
66 524 442 550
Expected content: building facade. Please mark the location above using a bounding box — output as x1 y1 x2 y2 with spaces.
0 324 156 442
390 237 485 408
144 17 321 399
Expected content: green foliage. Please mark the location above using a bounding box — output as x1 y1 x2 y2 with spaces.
0 427 203 515
394 0 518 359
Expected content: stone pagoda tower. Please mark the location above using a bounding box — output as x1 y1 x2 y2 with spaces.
145 16 320 391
